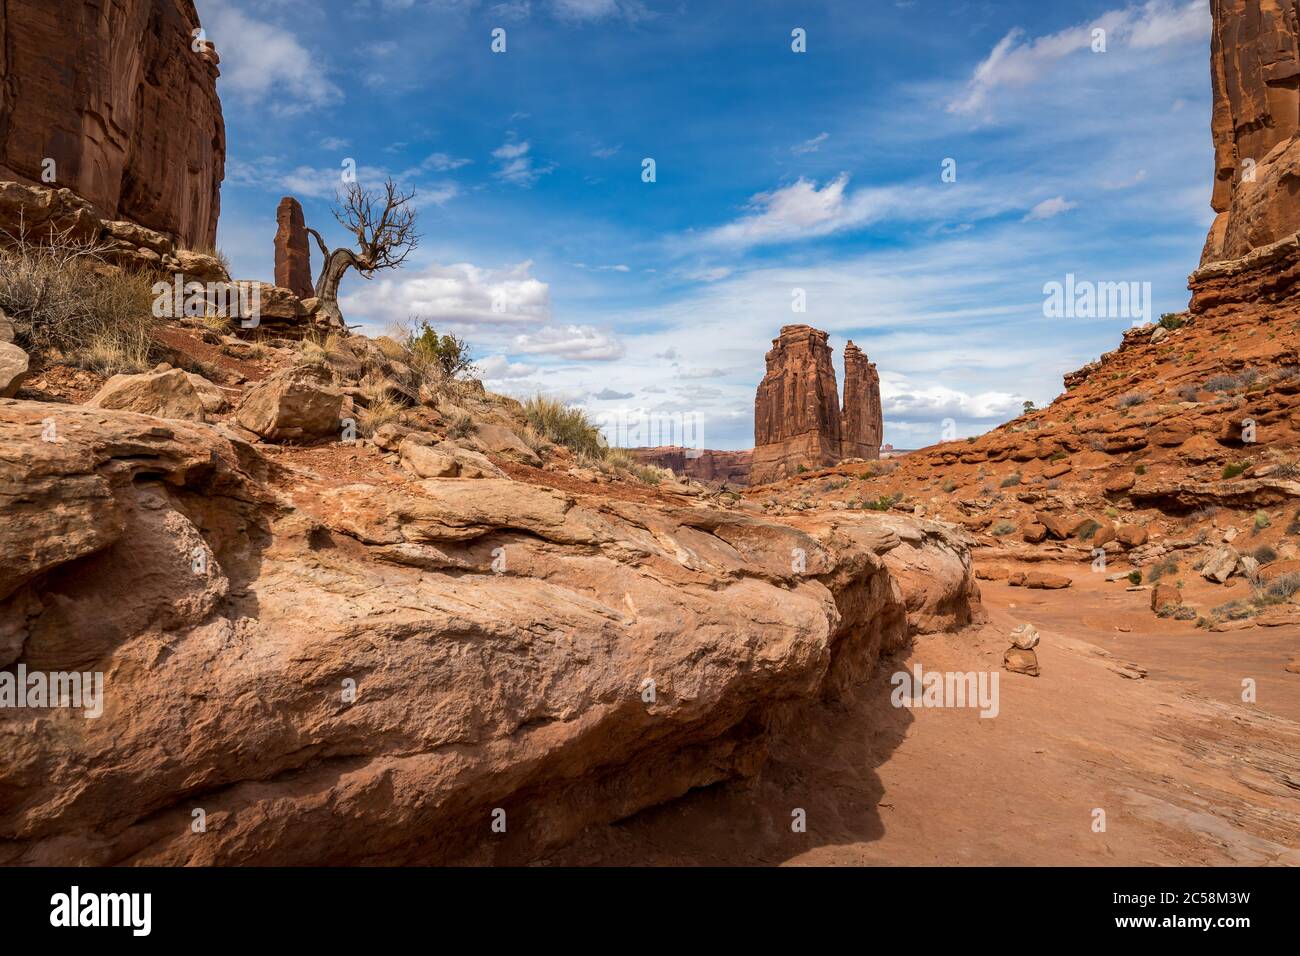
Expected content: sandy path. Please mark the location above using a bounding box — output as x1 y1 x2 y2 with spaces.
547 566 1300 866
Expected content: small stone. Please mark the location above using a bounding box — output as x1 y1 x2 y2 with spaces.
1009 623 1040 649
1004 647 1040 677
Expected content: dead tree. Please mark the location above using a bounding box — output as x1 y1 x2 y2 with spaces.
305 178 419 329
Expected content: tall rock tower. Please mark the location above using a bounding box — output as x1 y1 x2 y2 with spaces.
751 325 844 483
274 197 314 299
840 341 883 462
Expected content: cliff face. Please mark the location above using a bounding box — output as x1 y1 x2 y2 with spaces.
630 447 752 487
840 340 883 463
0 0 225 248
1201 0 1300 265
752 325 844 484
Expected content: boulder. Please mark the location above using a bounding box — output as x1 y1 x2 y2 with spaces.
176 249 230 284
1151 583 1183 613
1004 647 1041 677
1200 545 1240 584
1009 623 1040 649
1116 524 1149 548
1024 571 1071 590
400 439 506 480
235 365 343 441
0 309 15 344
470 422 542 467
1022 522 1048 543
0 342 29 398
185 372 227 414
85 367 206 421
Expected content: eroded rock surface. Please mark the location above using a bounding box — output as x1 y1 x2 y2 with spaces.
0 400 979 865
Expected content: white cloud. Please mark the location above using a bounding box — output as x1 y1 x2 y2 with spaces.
551 0 644 20
199 0 341 115
880 383 1025 423
1023 196 1077 221
340 259 550 328
512 324 626 360
948 1 1210 117
478 354 539 379
792 132 830 155
319 136 350 151
492 140 553 186
695 173 1022 250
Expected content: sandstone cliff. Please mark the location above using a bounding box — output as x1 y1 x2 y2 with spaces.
1201 0 1300 265
630 446 752 487
0 0 225 249
274 197 314 299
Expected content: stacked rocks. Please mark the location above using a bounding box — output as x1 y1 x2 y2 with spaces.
1003 623 1041 677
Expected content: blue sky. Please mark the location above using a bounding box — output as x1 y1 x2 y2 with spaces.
196 0 1214 450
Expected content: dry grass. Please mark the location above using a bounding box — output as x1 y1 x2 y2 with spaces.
523 395 605 458
357 396 404 437
0 221 158 373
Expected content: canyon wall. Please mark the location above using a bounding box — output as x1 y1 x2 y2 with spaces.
1201 0 1300 265
630 447 752 487
0 0 224 249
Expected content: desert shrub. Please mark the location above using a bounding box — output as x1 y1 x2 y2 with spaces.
1252 544 1278 564
1105 507 1119 518
1159 312 1186 330
1076 519 1101 541
1176 383 1200 402
1147 557 1178 584
1127 570 1142 585
1048 451 1068 463
1135 464 1147 475
863 493 903 512
991 520 1016 536
1265 572 1300 599
942 477 957 493
0 224 158 373
357 396 403 437
1254 509 1271 531
1117 391 1148 408
522 395 605 458
1204 370 1258 393
1222 462 1248 479
405 318 476 378
447 412 476 440
1000 472 1022 488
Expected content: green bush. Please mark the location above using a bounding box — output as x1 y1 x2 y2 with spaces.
406 319 475 378
1222 462 1247 479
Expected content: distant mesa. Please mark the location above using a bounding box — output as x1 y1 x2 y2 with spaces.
750 324 883 484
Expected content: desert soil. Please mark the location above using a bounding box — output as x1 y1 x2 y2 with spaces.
546 563 1300 866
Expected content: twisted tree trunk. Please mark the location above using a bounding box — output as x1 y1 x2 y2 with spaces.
306 229 361 330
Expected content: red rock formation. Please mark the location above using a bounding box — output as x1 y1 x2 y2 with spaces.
1201 0 1300 265
752 325 844 484
631 447 753 487
840 340 883 462
274 197 314 299
0 0 225 249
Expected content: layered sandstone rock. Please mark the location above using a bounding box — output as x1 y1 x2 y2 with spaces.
630 447 753 487
1200 0 1300 265
841 340 883 462
0 400 977 865
0 0 225 249
752 326 844 483
274 197 314 299
752 326 884 484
